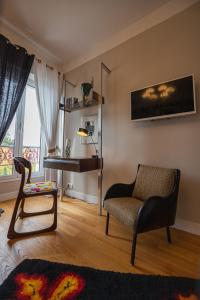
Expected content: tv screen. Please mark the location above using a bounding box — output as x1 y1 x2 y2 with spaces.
131 75 196 121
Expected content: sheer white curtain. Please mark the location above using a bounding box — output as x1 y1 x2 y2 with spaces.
34 60 62 181
56 78 65 188
34 61 59 155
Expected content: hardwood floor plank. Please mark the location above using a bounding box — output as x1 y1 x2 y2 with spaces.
0 196 199 284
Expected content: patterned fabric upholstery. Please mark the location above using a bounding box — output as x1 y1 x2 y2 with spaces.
133 165 175 201
23 181 56 194
104 197 143 227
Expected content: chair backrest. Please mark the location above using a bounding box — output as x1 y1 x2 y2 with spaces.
13 158 25 175
133 164 177 201
13 158 26 194
14 157 32 183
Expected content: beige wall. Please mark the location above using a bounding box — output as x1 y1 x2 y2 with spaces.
65 3 200 224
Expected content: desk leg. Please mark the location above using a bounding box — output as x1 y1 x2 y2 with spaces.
60 170 64 202
98 170 103 216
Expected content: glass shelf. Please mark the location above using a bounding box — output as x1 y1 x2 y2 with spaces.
59 99 102 113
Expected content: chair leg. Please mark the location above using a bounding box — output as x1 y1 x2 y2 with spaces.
20 197 25 210
7 196 22 239
7 192 58 240
131 230 138 266
166 226 172 243
52 192 57 230
105 213 110 235
19 204 55 219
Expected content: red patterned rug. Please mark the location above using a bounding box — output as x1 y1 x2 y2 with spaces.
0 259 199 300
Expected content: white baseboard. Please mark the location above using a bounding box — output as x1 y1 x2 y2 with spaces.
173 218 200 236
65 189 97 204
0 191 18 202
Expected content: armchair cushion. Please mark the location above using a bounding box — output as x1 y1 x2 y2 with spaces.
133 165 175 201
104 197 143 227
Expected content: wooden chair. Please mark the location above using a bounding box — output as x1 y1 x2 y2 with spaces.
104 164 180 265
7 157 58 239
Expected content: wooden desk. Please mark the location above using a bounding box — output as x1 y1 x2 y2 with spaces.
43 157 101 172
43 156 103 204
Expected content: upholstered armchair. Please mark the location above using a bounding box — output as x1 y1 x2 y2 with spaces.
104 164 180 265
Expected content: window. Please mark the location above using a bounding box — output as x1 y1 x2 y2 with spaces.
0 74 44 179
23 85 41 173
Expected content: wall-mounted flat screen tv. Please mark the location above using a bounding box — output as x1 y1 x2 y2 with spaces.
131 75 196 121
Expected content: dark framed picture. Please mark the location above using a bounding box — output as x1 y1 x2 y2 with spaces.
131 75 196 121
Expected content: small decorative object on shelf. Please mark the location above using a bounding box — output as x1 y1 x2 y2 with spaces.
59 92 102 113
65 97 80 110
92 91 102 104
65 138 71 157
81 78 93 106
71 97 79 109
0 208 4 216
55 145 61 156
65 97 70 109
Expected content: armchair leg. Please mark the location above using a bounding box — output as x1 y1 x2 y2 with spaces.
105 213 110 235
131 230 138 266
166 226 172 243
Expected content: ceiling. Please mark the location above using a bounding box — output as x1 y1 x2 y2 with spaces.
0 0 197 69
0 1 170 62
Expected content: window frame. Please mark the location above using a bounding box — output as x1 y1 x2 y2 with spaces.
0 75 45 182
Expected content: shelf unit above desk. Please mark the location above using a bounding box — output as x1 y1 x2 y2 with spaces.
59 62 111 215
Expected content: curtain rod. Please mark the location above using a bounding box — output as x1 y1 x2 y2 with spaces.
4 36 61 75
36 59 61 75
6 41 59 74
5 37 33 57
64 79 76 87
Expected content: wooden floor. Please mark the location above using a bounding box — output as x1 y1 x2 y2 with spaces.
0 196 200 284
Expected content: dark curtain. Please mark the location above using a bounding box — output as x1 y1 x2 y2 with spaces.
0 34 35 144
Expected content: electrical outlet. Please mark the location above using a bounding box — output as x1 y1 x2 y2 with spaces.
67 183 73 189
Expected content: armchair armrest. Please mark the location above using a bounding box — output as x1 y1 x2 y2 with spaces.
135 193 177 233
104 182 135 201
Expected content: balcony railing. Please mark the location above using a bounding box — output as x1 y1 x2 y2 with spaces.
0 146 40 176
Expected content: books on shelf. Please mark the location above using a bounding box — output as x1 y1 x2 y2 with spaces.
59 91 101 112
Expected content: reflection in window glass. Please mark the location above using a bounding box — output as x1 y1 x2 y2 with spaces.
23 85 41 173
0 116 16 176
